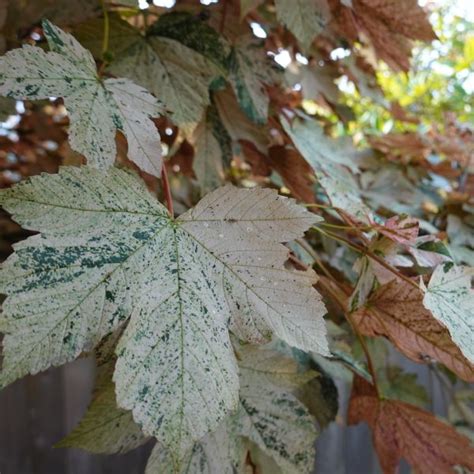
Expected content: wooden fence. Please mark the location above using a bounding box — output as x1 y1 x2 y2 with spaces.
0 351 447 473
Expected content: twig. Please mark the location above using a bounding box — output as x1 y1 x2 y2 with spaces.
289 253 382 398
161 165 174 218
312 226 420 291
219 0 228 34
99 0 110 59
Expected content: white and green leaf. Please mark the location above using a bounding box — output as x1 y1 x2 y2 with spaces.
145 422 246 474
0 21 163 176
281 116 371 221
190 117 225 194
146 344 318 474
229 36 274 124
235 345 318 474
0 166 327 462
422 263 474 364
56 362 147 454
75 17 222 127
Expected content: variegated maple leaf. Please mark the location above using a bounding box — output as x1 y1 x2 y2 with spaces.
0 166 328 462
147 345 318 474
0 20 163 176
422 263 474 364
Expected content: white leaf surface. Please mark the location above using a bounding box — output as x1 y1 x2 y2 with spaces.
0 21 163 175
146 345 318 474
145 423 246 474
235 345 318 474
0 167 327 462
100 20 221 127
423 264 474 364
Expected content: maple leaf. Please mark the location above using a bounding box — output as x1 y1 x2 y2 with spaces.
213 86 269 153
0 21 163 176
422 263 474 364
147 344 318 474
275 0 330 50
75 14 223 127
267 145 317 204
228 35 275 124
281 115 371 221
348 375 474 474
189 108 226 194
373 215 419 245
146 422 247 474
56 362 148 454
349 237 412 310
330 0 436 71
352 279 474 382
0 166 328 461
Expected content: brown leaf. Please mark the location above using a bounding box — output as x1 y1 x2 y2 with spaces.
389 101 420 124
368 132 430 163
352 280 474 382
373 215 419 245
267 145 316 203
348 375 474 474
240 140 271 177
329 0 436 71
214 86 268 153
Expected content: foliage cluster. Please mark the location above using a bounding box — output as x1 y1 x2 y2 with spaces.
0 0 473 473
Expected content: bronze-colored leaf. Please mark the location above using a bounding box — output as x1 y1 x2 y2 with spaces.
352 280 474 382
348 375 474 474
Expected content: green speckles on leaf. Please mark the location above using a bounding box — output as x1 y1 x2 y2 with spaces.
423 264 474 364
147 11 230 71
0 21 163 176
236 345 318 474
75 14 222 127
228 36 276 124
0 167 327 463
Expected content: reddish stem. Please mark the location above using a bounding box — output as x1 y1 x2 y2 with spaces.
219 0 228 33
161 164 174 218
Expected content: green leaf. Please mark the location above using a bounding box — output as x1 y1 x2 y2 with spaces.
274 0 329 50
378 366 429 408
0 96 15 121
0 21 163 176
423 263 474 364
147 11 230 70
0 166 328 461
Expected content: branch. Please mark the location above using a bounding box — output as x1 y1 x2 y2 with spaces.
161 165 174 218
312 225 420 291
